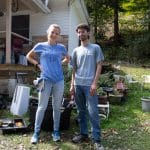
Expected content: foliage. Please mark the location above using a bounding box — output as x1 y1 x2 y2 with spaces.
85 0 129 43
85 0 113 41
85 0 150 62
98 72 114 87
63 65 72 98
103 30 150 63
97 87 107 96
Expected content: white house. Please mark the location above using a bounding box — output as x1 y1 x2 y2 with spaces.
0 0 89 64
0 0 89 96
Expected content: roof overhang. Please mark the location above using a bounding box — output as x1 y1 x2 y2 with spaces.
20 0 51 13
70 0 89 23
0 0 51 14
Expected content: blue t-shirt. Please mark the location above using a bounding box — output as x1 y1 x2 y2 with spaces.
33 42 67 83
71 43 104 86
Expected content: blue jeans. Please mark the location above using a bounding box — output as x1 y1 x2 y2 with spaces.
34 79 64 133
74 85 101 142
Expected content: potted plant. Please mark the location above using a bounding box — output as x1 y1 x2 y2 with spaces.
109 83 125 105
63 65 72 101
64 81 71 100
97 87 108 104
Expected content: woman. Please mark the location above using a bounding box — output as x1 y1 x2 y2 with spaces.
26 24 70 144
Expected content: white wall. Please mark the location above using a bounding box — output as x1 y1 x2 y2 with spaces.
68 6 79 55
30 0 69 36
68 0 89 55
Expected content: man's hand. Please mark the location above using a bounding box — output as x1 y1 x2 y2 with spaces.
90 83 97 96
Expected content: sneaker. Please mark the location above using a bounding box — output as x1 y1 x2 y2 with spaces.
31 132 39 144
72 134 89 143
52 131 60 142
94 142 104 150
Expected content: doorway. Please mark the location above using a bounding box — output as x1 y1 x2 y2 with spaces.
12 15 29 43
11 15 29 64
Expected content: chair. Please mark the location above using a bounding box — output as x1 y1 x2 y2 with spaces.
141 75 150 89
113 74 125 82
97 95 110 119
125 74 139 84
141 75 150 84
97 101 110 119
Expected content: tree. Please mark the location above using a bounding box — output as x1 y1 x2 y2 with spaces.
121 0 150 31
85 0 125 44
111 0 120 44
85 0 150 61
85 0 112 42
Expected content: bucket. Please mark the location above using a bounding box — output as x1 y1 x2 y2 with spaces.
141 97 150 112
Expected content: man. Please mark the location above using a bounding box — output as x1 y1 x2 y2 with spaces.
70 23 104 150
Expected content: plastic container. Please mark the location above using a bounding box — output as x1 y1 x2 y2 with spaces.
10 85 30 116
109 94 124 105
141 97 150 112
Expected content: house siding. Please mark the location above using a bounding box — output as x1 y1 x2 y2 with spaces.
32 35 68 49
0 0 69 37
30 0 69 36
68 0 89 54
0 0 88 54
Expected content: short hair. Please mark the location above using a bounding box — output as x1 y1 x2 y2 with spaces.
46 24 61 34
76 23 90 32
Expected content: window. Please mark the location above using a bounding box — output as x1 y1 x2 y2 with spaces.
12 15 29 43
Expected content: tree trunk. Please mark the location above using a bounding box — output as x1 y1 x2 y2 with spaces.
94 0 98 43
113 0 119 44
148 0 150 31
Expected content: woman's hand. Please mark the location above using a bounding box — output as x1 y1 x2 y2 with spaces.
62 55 70 65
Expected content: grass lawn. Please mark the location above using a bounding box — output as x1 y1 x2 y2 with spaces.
0 64 150 150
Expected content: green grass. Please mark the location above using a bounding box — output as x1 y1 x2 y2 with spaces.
0 64 150 150
101 64 150 150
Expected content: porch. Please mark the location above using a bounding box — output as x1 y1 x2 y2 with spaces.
0 0 51 64
0 64 36 97
0 0 51 96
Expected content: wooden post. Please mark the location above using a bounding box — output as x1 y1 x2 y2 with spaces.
5 0 12 64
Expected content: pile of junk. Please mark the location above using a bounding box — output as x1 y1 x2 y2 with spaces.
0 73 75 134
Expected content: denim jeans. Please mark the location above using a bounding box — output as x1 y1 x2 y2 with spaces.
34 79 64 133
74 85 101 142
